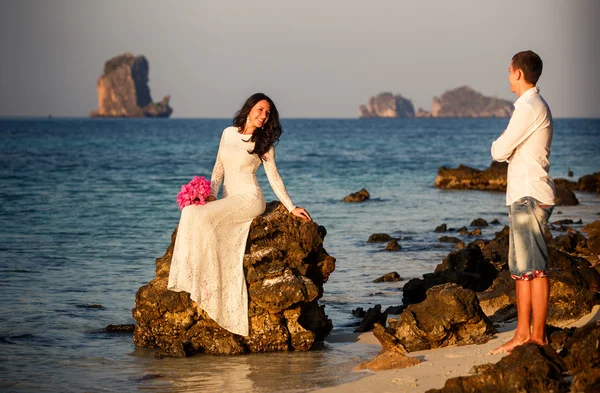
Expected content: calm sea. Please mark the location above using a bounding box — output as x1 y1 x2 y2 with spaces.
1 118 599 392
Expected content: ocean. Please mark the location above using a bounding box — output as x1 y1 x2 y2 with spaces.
1 118 599 392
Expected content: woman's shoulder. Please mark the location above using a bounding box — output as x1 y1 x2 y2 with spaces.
222 126 239 134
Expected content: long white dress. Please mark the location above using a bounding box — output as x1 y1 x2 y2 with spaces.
167 126 296 336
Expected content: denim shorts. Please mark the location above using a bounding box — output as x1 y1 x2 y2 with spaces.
508 196 554 280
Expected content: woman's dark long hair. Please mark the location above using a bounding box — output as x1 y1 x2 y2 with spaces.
232 93 282 161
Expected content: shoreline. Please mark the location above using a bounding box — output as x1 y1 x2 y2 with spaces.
314 305 600 393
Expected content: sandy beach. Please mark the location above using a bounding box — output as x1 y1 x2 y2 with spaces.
313 305 600 393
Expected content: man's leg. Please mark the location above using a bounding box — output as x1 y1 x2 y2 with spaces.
529 276 550 345
491 279 532 354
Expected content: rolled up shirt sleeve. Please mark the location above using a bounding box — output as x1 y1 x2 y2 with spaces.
491 105 536 162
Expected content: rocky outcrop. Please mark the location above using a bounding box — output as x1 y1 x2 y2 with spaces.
429 343 568 393
376 283 496 352
359 86 513 118
90 53 173 118
430 321 600 393
434 162 580 206
556 172 600 194
342 188 370 203
402 244 498 304
475 227 600 326
359 93 415 118
132 202 335 356
431 86 513 118
434 161 508 191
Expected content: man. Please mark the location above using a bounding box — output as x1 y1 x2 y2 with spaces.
490 50 555 354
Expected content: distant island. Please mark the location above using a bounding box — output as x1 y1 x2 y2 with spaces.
90 53 173 118
359 86 513 118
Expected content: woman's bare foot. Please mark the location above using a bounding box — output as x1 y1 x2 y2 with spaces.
490 335 530 354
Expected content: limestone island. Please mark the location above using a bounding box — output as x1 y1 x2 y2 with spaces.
90 52 173 118
359 86 513 118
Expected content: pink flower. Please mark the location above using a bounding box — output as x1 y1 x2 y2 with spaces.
176 176 212 209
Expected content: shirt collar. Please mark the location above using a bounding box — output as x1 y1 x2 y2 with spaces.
514 86 539 105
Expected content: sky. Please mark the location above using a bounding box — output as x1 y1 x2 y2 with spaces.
0 0 599 118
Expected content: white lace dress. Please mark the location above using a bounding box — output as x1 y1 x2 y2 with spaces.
167 126 296 336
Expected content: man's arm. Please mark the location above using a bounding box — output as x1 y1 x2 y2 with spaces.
491 105 536 162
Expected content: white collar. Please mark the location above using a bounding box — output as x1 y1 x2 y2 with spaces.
514 86 539 105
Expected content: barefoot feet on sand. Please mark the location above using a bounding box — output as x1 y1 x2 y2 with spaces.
490 335 529 354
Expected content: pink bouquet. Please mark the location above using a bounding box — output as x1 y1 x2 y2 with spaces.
176 176 212 209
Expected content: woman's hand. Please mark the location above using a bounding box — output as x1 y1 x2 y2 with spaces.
206 195 216 202
291 206 312 221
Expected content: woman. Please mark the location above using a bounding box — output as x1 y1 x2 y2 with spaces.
167 93 311 337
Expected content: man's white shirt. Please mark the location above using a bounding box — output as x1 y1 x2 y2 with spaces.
491 87 556 206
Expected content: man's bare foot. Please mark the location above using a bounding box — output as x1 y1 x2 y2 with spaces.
525 338 548 346
490 335 529 354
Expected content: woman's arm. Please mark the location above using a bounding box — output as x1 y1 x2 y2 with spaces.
263 146 311 220
208 130 226 199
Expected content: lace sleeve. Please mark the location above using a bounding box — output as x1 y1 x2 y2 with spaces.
209 130 226 198
263 146 295 212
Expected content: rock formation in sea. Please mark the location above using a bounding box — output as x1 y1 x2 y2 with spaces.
359 86 513 118
359 93 415 118
431 86 513 118
132 202 335 356
89 53 173 118
434 162 581 206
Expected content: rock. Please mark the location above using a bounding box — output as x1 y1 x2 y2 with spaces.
470 218 488 227
383 305 405 315
373 271 402 283
552 219 576 225
354 304 387 333
577 172 600 193
434 223 447 233
490 219 501 225
476 270 516 322
402 245 498 305
582 221 600 261
416 107 432 118
458 226 469 235
469 228 482 236
76 304 105 309
434 161 508 191
430 86 514 118
381 283 496 352
358 92 415 118
343 188 370 203
476 247 600 326
355 349 421 371
89 53 172 118
105 324 135 332
132 202 335 356
555 183 579 206
351 307 366 318
428 344 568 393
367 233 393 243
438 236 461 243
549 229 588 254
385 240 402 251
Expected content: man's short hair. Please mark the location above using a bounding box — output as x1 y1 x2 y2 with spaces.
512 50 543 85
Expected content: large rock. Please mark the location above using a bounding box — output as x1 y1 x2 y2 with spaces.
431 86 514 118
434 161 508 191
90 53 173 118
379 283 496 352
132 202 335 356
583 220 600 262
476 246 600 326
359 92 415 118
556 172 600 194
430 321 600 393
555 182 579 206
402 244 498 304
342 188 370 203
428 343 568 393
